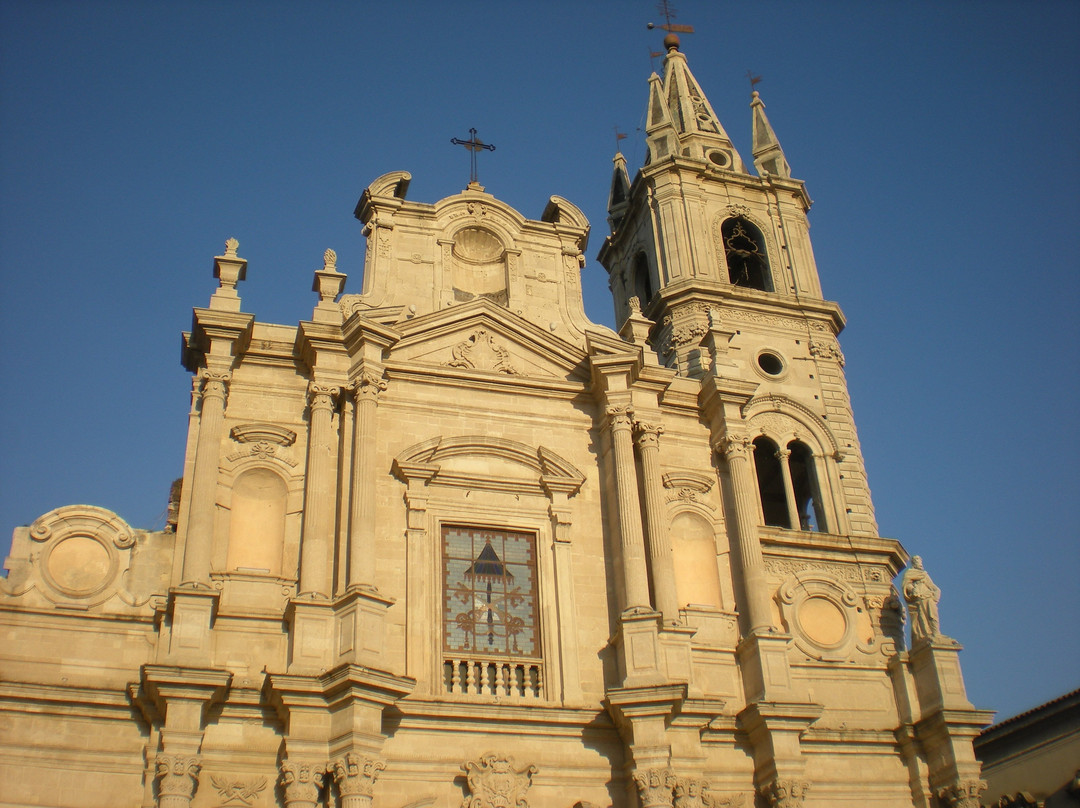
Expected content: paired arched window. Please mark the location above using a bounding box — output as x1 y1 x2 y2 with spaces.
722 217 772 291
752 437 827 532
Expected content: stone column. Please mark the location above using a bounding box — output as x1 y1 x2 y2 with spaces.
776 448 801 531
180 370 230 587
634 421 679 623
299 382 340 599
280 761 325 808
154 754 200 808
331 753 385 808
717 435 773 634
608 405 651 612
347 371 387 592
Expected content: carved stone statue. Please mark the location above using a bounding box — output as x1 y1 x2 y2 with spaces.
902 555 941 642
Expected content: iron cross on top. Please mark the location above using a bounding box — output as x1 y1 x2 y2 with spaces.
450 128 496 186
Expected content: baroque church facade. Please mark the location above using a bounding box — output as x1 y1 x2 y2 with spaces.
0 37 991 808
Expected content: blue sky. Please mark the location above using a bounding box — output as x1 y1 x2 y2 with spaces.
1 1 1077 721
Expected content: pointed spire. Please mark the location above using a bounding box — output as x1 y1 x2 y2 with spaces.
643 38 747 172
750 90 791 178
607 151 632 232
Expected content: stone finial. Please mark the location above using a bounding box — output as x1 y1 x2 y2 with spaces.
628 295 642 314
312 247 348 322
211 238 247 312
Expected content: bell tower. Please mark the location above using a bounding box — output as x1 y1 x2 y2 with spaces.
598 32 876 539
598 34 991 806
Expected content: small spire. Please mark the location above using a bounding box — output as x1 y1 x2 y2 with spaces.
643 40 747 173
607 151 632 233
750 90 792 179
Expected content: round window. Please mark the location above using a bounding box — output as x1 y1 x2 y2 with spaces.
708 150 730 167
757 351 784 376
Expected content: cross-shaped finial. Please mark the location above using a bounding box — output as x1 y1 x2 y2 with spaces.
450 128 496 186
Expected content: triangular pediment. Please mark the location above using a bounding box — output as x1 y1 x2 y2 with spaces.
389 299 590 383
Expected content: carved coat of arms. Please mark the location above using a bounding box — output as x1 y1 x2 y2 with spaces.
462 754 537 808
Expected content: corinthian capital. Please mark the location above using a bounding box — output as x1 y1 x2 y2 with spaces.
717 434 753 461
155 754 201 800
762 778 810 808
633 767 677 808
307 381 341 412
633 421 664 449
937 779 987 808
280 760 326 807
351 371 388 402
605 404 635 431
331 752 385 799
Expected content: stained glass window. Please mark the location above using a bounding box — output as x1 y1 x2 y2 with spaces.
442 526 539 658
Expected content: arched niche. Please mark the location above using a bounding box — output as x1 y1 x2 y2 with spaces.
226 468 287 576
670 510 723 610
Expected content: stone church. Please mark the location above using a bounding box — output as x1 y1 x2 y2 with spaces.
0 36 992 808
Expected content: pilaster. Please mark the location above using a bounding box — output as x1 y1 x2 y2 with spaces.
908 638 993 806
341 316 400 594
634 420 680 624
136 665 231 808
298 382 341 600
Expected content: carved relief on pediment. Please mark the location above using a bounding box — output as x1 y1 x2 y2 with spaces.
446 329 519 375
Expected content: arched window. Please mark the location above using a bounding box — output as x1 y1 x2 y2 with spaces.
722 218 772 291
753 437 788 528
226 468 287 575
788 441 827 532
631 251 655 307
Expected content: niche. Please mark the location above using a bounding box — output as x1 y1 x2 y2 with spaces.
226 468 286 576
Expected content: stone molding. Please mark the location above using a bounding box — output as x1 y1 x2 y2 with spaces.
229 423 297 446
744 394 841 458
16 505 138 607
393 435 585 498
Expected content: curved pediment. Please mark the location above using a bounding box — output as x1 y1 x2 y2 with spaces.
393 436 585 497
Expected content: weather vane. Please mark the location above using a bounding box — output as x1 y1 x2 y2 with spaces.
647 1 695 36
747 70 763 92
450 128 496 186
614 127 628 152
